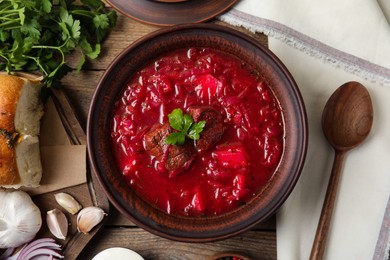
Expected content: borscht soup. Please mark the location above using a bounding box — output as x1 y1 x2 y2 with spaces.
111 47 284 217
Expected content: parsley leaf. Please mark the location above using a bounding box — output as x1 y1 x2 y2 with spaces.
93 14 110 30
168 108 185 131
166 108 206 145
165 131 186 146
20 18 41 40
40 0 52 13
188 120 206 140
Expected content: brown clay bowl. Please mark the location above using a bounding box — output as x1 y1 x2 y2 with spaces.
87 24 308 242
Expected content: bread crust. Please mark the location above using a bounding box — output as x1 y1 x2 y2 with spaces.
0 75 26 185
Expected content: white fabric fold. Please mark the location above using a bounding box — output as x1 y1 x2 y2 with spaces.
378 0 390 25
219 0 390 259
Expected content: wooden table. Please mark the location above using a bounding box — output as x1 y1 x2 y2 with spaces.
60 11 277 260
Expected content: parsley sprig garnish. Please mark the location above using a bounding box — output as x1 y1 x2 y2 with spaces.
165 108 206 145
0 0 117 87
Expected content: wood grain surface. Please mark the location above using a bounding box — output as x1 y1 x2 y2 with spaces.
58 9 276 259
33 88 110 259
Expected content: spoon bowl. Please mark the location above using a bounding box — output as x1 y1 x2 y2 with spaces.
310 81 373 260
322 81 373 151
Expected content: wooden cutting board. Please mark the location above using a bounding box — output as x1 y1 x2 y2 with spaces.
32 88 109 259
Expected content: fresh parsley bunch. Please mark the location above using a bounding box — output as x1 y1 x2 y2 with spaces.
0 0 117 87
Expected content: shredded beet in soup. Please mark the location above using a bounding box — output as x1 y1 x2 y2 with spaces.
111 47 284 217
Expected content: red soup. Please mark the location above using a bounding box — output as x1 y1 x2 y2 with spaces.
111 47 284 217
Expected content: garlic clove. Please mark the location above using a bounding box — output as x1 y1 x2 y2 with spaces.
46 209 68 240
76 206 107 234
54 192 82 215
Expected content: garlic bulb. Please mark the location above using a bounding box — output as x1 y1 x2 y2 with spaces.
0 190 42 248
54 192 82 215
77 206 107 234
46 209 68 240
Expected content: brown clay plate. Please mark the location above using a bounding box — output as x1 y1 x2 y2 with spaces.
106 0 239 26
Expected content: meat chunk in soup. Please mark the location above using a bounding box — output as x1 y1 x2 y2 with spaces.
144 122 193 176
188 106 225 152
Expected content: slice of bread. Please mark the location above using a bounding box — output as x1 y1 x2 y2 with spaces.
0 74 44 188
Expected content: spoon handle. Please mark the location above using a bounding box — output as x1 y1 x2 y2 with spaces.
310 150 346 260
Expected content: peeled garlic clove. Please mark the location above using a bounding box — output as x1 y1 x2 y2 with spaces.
46 209 68 240
77 206 107 234
54 192 82 215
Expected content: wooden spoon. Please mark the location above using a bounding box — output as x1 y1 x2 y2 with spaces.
309 81 373 260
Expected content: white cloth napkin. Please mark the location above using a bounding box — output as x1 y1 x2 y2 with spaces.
219 1 390 259
378 0 390 24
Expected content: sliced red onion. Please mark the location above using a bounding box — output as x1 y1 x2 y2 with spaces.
16 238 63 260
21 248 63 259
18 238 59 258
